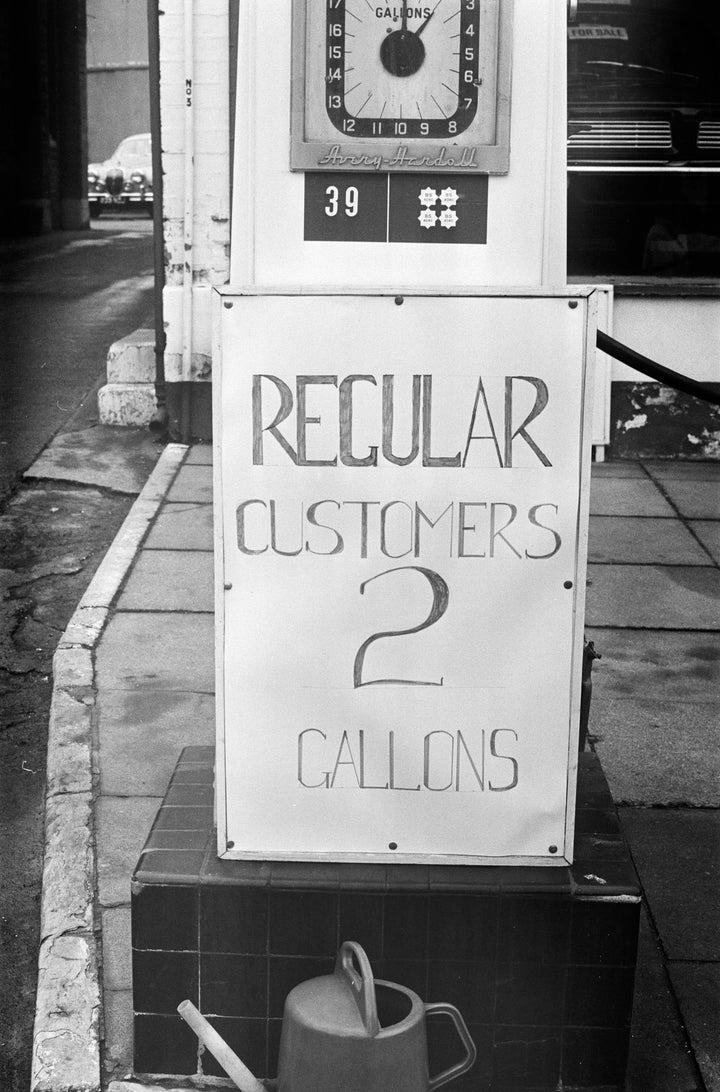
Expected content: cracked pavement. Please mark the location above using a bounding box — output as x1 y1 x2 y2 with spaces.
0 218 157 1092
0 482 138 1091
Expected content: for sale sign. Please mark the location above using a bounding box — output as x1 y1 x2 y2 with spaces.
214 289 595 865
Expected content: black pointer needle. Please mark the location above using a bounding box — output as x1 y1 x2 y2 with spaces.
416 0 441 36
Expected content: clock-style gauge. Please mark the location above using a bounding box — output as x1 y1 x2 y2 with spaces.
326 0 481 140
291 0 512 173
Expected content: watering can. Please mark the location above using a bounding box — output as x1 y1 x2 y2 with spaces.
276 940 476 1092
179 940 476 1092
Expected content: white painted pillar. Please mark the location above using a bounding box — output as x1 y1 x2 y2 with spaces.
159 0 231 387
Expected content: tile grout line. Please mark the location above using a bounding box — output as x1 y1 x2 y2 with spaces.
641 461 720 570
30 443 189 1092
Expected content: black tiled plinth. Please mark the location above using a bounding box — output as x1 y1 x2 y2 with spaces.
132 747 640 1090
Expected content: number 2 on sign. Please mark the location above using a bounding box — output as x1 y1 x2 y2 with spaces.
353 566 449 688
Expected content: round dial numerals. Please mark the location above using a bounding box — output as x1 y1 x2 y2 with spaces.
326 0 482 140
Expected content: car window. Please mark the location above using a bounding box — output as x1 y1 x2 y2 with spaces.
569 0 720 110
114 138 151 162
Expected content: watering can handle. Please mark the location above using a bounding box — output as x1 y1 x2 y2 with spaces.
337 941 380 1036
424 1003 477 1091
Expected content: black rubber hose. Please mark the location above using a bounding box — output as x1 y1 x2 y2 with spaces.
597 330 720 407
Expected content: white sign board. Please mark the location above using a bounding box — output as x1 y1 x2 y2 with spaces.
215 290 595 865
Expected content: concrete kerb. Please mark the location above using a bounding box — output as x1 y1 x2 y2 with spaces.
31 443 189 1092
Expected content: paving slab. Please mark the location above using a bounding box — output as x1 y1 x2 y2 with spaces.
625 907 700 1092
102 906 133 991
589 477 676 517
96 796 163 907
585 629 720 703
589 696 720 806
591 461 648 478
659 479 720 519
144 501 214 550
116 549 214 612
619 808 720 962
97 611 215 692
668 962 720 1092
166 463 212 503
184 443 213 465
690 519 720 563
103 988 134 1079
586 563 720 629
23 425 161 494
645 460 720 480
98 689 214 796
588 515 711 565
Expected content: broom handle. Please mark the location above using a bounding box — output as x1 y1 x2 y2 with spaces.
177 999 266 1092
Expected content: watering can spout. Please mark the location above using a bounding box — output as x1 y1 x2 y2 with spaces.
178 999 267 1092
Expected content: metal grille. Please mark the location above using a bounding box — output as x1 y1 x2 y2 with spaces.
105 169 124 195
568 119 673 150
697 121 720 149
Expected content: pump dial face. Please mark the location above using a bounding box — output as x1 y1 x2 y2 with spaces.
290 0 512 173
326 0 481 140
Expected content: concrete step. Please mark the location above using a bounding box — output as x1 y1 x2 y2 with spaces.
106 329 156 384
99 329 158 427
98 383 158 427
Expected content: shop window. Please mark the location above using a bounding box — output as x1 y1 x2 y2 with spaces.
567 0 720 279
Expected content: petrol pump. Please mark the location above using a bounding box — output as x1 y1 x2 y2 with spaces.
215 0 593 865
135 3 641 1086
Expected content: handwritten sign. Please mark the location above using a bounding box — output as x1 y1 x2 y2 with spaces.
215 291 594 864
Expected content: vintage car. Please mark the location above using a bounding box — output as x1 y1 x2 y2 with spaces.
568 1 720 168
88 133 153 217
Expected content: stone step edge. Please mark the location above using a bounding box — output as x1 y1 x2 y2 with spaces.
30 443 189 1092
98 382 159 427
106 328 156 384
